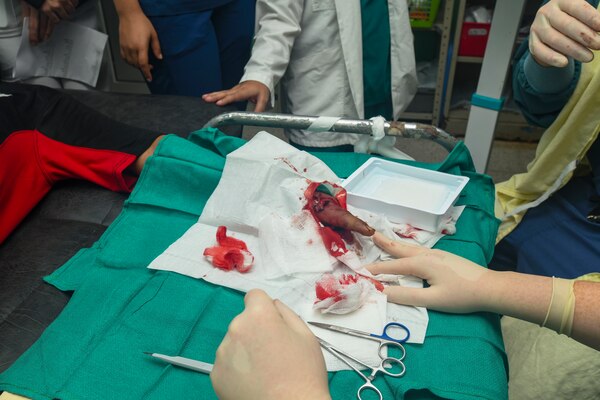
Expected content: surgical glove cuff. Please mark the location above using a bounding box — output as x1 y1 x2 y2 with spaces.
542 277 576 336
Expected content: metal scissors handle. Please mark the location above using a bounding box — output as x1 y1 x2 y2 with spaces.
308 321 409 375
316 337 383 400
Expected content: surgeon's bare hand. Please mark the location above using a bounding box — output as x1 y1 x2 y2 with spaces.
115 0 162 82
366 232 496 313
211 289 330 400
41 0 78 22
530 0 600 67
203 81 270 112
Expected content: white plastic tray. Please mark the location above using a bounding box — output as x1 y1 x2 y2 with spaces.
342 158 469 232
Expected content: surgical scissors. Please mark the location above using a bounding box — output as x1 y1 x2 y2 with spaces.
316 336 404 400
308 321 409 361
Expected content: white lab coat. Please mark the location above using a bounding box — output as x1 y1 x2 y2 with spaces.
241 0 418 147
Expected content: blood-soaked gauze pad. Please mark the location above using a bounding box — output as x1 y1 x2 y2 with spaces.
203 226 254 273
314 273 384 314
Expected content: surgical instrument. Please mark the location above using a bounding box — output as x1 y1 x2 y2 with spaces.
144 352 213 374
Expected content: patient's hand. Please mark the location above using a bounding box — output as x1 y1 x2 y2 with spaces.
309 191 375 239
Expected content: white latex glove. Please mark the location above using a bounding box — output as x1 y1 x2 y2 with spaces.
365 232 495 313
211 289 331 400
365 232 600 352
529 0 600 67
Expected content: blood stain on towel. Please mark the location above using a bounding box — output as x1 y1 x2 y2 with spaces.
203 226 254 273
275 156 300 173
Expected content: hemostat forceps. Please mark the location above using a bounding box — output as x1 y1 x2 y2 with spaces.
316 336 405 400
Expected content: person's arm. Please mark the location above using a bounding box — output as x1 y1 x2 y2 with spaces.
366 232 600 351
513 0 600 128
210 289 331 400
202 0 304 111
113 0 162 82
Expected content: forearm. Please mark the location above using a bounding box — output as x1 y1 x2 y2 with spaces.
482 271 600 350
572 281 600 350
113 0 143 16
483 271 552 325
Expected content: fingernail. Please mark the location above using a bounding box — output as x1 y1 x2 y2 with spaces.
158 54 163 60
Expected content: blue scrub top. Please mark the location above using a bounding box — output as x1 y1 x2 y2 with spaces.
140 0 235 17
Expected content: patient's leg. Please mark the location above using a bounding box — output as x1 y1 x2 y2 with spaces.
0 83 164 244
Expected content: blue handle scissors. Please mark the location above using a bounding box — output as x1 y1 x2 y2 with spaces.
308 321 410 361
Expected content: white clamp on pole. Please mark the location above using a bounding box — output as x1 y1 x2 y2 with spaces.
354 116 414 160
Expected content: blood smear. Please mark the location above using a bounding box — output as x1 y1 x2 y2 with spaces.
204 226 254 273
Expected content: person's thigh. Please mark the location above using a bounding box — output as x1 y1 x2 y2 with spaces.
211 0 255 90
490 176 600 278
147 12 221 96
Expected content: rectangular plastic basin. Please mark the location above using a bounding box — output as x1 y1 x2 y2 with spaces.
342 158 469 232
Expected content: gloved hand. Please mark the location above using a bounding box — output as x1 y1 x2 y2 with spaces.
529 0 600 67
365 232 496 313
211 289 331 400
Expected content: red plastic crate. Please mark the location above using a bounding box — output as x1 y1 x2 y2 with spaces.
458 22 491 57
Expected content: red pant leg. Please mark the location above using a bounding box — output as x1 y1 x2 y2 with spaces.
0 131 53 244
0 130 139 244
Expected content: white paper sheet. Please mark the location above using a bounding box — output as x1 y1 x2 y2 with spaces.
15 18 107 86
149 132 430 370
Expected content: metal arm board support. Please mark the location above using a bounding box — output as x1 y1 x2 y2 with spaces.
204 111 458 153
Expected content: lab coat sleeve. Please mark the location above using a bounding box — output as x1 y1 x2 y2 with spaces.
240 0 304 107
